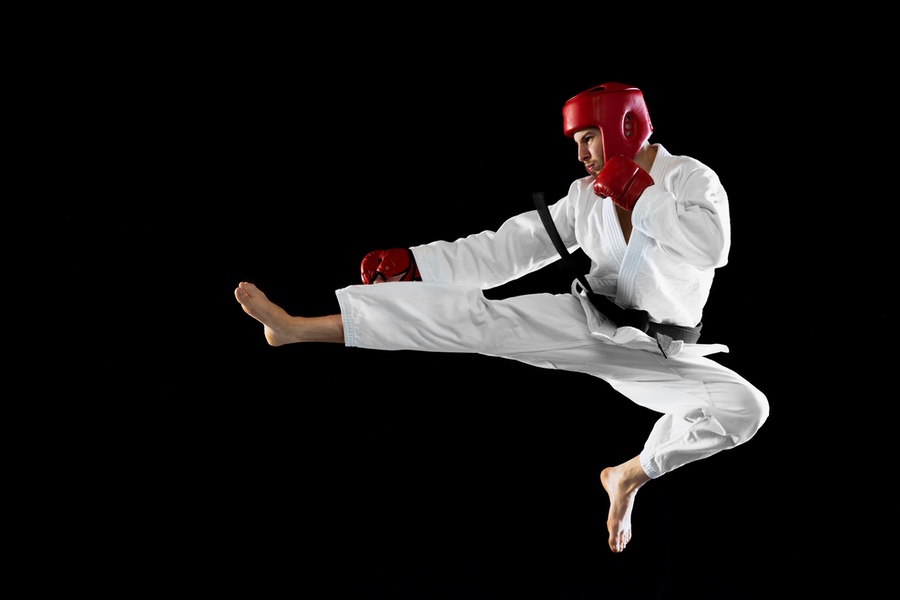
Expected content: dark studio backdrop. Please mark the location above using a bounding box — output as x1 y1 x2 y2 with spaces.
93 23 887 599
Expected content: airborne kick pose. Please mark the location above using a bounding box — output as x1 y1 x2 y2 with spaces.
235 82 770 553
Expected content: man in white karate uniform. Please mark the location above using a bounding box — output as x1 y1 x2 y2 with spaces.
234 82 770 553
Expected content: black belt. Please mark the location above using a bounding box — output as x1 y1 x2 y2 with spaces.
574 280 703 343
534 192 702 354
648 321 702 344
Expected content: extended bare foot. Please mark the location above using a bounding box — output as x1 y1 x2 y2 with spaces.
600 456 651 553
234 281 344 345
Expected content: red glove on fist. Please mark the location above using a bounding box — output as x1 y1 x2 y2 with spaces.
593 155 654 211
360 248 421 284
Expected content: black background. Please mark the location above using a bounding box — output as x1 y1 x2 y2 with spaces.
75 18 890 599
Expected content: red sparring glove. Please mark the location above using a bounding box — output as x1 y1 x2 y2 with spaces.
360 248 421 284
593 155 654 211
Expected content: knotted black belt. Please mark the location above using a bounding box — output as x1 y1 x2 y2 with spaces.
647 320 702 344
534 192 702 354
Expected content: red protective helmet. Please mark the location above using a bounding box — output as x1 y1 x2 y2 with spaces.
562 82 653 162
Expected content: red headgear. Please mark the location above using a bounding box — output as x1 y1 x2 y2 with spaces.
562 82 653 162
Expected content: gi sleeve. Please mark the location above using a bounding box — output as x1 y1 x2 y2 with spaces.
632 158 730 270
410 203 568 289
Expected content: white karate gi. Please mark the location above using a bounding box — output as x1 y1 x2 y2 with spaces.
335 145 769 478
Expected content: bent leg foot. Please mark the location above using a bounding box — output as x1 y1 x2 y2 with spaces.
600 456 650 553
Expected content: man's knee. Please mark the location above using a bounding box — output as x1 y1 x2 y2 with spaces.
727 382 769 443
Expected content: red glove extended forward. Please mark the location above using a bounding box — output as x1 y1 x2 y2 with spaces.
593 155 654 211
360 248 421 284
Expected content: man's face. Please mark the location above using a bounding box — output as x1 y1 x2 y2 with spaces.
573 127 604 177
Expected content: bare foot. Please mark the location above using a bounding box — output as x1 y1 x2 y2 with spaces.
233 281 344 345
600 456 650 553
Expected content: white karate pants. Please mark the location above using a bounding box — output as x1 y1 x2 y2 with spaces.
336 282 769 478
